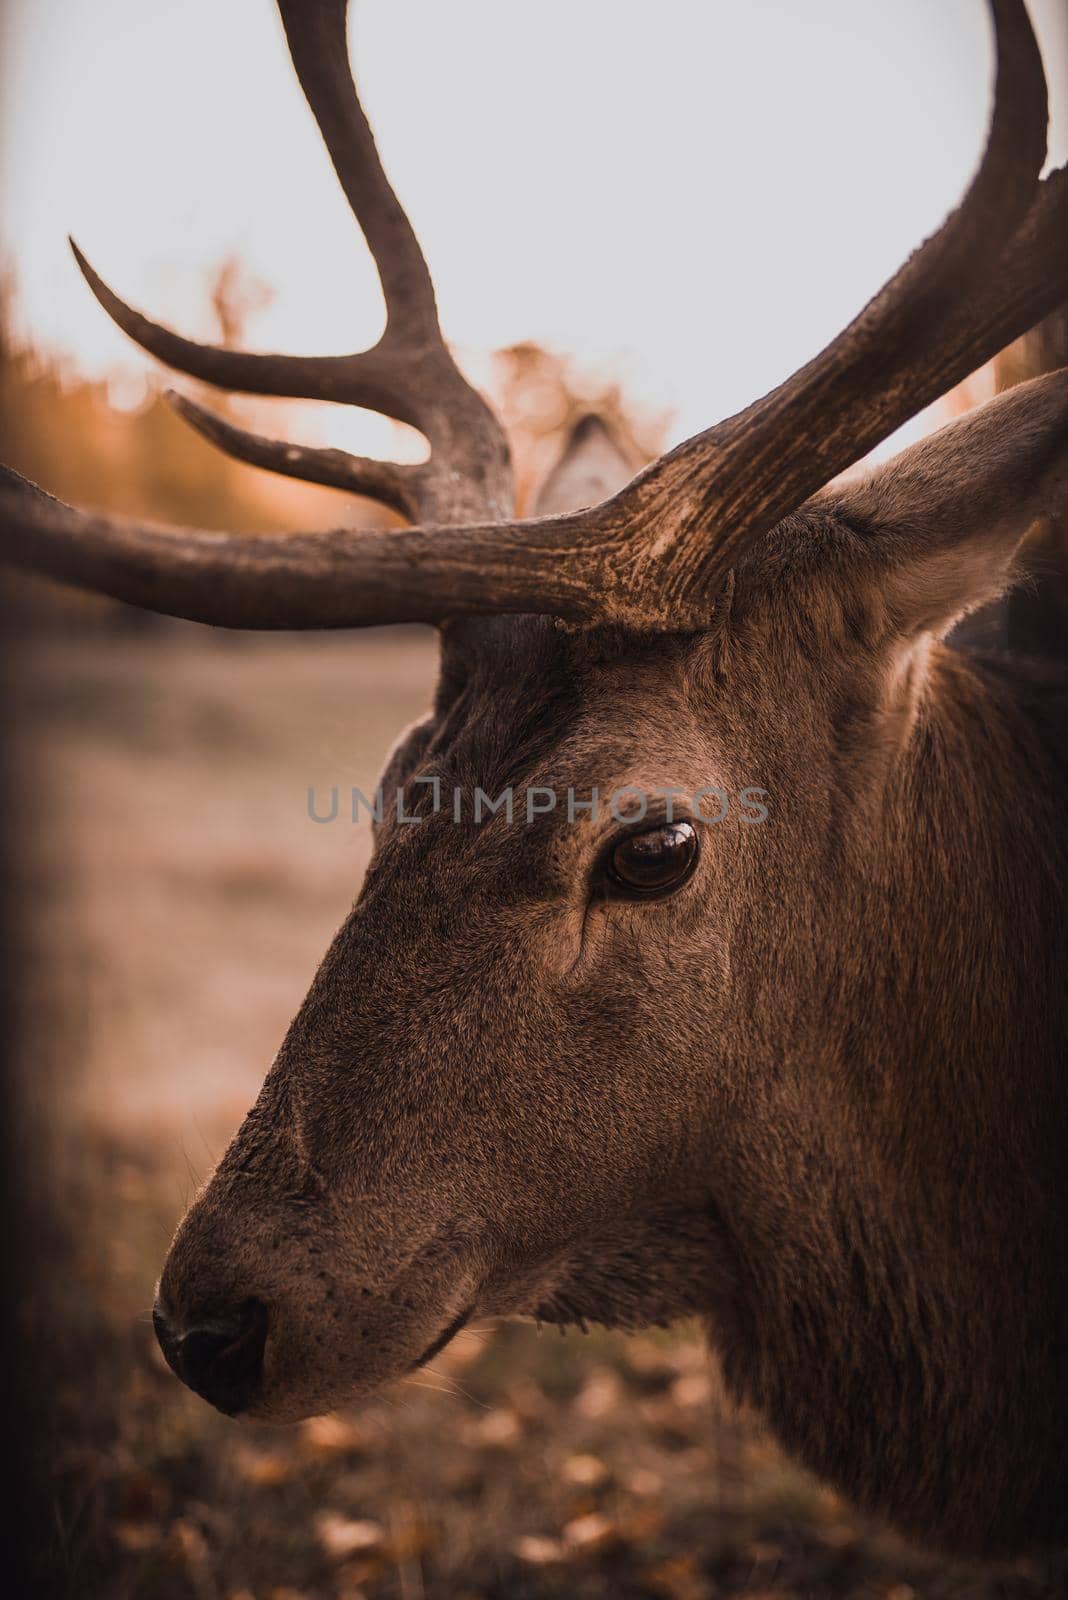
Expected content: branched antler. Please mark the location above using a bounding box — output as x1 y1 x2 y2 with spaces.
1 0 1065 631
68 0 511 528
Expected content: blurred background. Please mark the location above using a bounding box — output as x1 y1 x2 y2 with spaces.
2 2 1067 1596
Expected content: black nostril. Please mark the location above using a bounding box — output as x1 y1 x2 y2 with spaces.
153 1299 269 1415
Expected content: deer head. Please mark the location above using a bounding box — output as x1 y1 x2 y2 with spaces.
3 0 1068 1559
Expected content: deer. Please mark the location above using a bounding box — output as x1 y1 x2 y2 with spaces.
2 0 1067 1562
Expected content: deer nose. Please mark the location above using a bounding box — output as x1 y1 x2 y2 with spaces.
153 1298 269 1415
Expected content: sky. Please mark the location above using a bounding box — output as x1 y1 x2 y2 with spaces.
1 0 1065 466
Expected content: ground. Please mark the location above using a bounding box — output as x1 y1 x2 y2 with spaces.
11 622 1065 1599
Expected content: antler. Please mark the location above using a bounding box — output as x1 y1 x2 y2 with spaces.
1 0 1065 631
618 0 1065 615
66 0 512 529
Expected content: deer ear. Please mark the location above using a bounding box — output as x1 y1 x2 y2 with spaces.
826 370 1068 638
532 414 637 516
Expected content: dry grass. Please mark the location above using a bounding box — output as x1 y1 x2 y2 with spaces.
12 625 1065 1599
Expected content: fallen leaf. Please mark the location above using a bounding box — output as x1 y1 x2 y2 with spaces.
562 1511 618 1554
230 1446 294 1488
562 1453 608 1488
471 1407 521 1447
574 1369 622 1420
514 1534 565 1565
300 1413 368 1457
315 1512 386 1561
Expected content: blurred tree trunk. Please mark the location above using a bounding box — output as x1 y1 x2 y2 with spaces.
997 310 1068 659
948 308 1068 658
952 0 1066 658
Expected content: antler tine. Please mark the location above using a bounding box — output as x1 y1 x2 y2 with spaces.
70 239 369 405
612 0 1058 613
275 0 438 347
71 0 511 525
271 0 511 517
165 390 424 520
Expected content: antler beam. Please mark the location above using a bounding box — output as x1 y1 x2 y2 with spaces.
0 463 605 628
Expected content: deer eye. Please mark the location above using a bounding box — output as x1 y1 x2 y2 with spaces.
604 820 699 899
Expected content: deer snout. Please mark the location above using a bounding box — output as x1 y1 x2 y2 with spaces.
152 1297 269 1416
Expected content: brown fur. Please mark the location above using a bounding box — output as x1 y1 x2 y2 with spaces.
159 404 1068 1559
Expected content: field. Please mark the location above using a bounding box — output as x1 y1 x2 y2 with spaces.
11 622 1064 1600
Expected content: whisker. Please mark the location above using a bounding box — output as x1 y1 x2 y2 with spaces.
419 1366 491 1410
